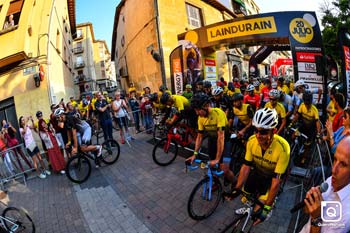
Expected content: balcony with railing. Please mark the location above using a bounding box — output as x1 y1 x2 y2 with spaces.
73 46 84 54
74 74 91 84
74 61 85 69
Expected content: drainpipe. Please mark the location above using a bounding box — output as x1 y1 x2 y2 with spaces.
154 0 166 86
45 0 56 105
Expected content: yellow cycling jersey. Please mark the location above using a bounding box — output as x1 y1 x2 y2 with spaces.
172 95 190 111
226 88 241 97
78 103 89 115
245 134 290 175
278 85 290 95
327 100 337 122
91 98 97 111
265 101 286 119
71 100 78 108
298 103 319 123
198 108 228 136
233 104 253 126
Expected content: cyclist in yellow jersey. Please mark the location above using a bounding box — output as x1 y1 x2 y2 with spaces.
277 77 290 95
77 99 90 120
291 90 321 142
230 108 290 225
160 92 194 127
230 93 254 139
264 89 286 135
186 93 232 174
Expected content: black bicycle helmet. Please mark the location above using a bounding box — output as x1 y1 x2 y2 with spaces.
203 81 212 88
149 92 159 102
303 90 313 104
191 93 210 109
232 93 244 101
160 92 171 104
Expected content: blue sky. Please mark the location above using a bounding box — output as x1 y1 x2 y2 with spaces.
75 0 325 51
75 0 121 51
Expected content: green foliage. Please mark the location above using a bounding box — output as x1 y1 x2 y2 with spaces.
320 0 350 63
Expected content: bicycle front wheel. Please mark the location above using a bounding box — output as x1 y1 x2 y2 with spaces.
221 213 253 233
101 139 120 165
152 138 178 166
65 155 91 184
187 176 222 220
2 207 35 233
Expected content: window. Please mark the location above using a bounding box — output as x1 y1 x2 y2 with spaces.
56 29 60 52
23 66 36 75
100 61 105 68
76 56 83 64
185 3 202 28
3 0 24 30
101 70 106 78
76 29 82 38
77 70 83 75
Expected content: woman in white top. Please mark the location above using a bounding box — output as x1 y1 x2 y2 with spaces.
19 116 50 179
112 91 130 144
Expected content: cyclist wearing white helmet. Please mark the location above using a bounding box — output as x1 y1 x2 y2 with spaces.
244 84 260 111
211 86 232 115
264 89 286 135
54 108 103 161
292 79 322 111
229 108 290 225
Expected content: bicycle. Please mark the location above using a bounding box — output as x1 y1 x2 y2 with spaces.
152 122 199 166
220 189 264 233
0 206 35 232
65 139 120 183
186 159 224 220
152 112 167 143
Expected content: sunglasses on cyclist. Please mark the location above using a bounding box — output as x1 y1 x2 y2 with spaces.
254 127 270 135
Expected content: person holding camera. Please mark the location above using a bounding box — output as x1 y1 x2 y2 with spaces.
299 135 350 233
18 116 50 179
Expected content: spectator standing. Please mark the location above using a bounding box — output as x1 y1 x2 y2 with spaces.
95 91 113 141
128 90 141 133
140 94 154 134
0 131 15 175
19 116 50 179
112 91 131 144
38 119 66 174
182 84 193 100
332 93 345 132
1 120 32 172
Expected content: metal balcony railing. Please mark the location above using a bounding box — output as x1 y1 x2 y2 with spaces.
74 61 85 69
73 47 84 54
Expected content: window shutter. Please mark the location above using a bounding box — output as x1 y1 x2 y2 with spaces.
7 0 24 16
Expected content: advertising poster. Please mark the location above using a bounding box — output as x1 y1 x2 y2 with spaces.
344 46 350 102
204 58 217 82
169 45 184 94
182 41 202 90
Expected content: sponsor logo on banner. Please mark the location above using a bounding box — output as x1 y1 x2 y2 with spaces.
296 52 321 62
298 72 323 84
297 62 316 72
205 59 216 66
207 17 277 42
289 18 314 43
344 46 350 71
172 59 183 95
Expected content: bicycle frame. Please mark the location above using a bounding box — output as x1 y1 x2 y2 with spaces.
187 159 224 200
1 215 20 232
166 123 196 147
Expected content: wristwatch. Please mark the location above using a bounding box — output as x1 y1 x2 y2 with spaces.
311 216 322 227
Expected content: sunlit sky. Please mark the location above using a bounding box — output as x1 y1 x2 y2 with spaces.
75 0 327 50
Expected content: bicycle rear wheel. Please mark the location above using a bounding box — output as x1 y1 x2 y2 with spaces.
2 207 35 233
152 138 178 166
221 213 253 233
65 154 91 184
187 176 222 220
101 139 120 165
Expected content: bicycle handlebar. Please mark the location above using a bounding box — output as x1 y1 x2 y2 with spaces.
185 159 224 176
289 127 308 140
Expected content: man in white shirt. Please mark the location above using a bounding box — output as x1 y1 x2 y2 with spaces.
300 135 350 233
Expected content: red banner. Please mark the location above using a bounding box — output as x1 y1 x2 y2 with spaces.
344 46 350 71
296 52 321 62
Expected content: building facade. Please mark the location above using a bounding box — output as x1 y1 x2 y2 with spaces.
73 23 116 98
0 0 76 124
111 0 237 93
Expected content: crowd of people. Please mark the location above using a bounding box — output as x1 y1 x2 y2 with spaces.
0 74 349 232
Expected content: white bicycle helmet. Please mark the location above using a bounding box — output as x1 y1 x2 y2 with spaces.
252 108 278 129
253 81 260 87
271 82 278 89
294 80 305 88
269 89 280 99
246 84 255 92
212 86 224 96
54 108 65 117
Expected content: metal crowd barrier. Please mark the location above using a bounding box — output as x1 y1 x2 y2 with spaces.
0 143 35 189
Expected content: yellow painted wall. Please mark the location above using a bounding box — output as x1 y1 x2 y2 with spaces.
0 0 75 119
115 0 233 92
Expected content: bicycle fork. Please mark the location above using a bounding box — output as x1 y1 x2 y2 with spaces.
202 175 213 201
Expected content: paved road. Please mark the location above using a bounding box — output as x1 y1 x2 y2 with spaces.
2 131 302 233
